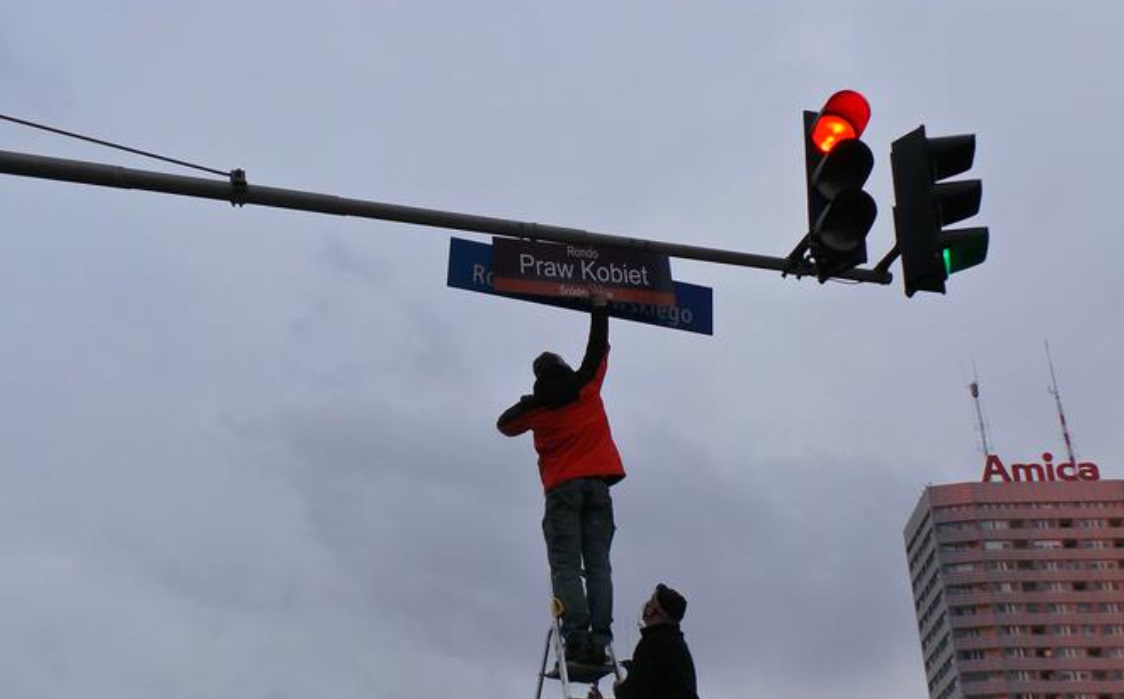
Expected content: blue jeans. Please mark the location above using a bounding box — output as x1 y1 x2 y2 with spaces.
543 477 616 650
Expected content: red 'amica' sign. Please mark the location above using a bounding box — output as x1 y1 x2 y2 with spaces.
982 453 1101 483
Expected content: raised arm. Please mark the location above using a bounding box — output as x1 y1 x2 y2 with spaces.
575 295 609 385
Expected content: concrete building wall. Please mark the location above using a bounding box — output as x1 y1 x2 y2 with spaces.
904 480 1124 699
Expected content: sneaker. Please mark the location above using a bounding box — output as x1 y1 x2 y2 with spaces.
579 645 607 666
563 640 588 664
543 641 588 678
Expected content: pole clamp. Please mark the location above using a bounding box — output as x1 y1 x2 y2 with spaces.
229 168 248 207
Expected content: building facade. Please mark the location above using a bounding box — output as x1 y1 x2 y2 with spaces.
904 471 1124 699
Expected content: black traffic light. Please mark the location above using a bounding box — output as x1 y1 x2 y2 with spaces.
801 90 878 282
891 126 989 296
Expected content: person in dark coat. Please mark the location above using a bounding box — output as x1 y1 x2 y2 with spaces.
497 293 625 666
615 584 699 699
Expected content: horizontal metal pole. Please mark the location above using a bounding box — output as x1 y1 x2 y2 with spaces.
0 148 891 284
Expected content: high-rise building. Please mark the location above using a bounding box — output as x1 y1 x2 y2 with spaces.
904 456 1124 699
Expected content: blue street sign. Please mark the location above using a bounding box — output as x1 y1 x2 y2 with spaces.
447 237 713 335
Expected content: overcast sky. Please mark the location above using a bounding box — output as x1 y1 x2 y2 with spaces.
2 2 1122 698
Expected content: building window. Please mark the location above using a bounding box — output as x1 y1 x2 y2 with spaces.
1081 539 1111 549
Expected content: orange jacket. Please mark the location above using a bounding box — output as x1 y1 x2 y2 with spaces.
497 309 626 492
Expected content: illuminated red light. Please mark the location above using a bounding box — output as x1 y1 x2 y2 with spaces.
811 90 870 154
812 116 856 153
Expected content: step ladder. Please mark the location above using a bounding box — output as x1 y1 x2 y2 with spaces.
534 598 622 699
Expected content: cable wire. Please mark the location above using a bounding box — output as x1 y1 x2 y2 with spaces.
1 112 230 177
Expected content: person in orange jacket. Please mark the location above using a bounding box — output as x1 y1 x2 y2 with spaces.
497 293 625 666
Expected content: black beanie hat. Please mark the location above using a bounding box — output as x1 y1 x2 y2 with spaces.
656 583 687 622
533 352 572 379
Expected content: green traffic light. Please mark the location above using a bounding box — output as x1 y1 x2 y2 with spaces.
941 229 990 275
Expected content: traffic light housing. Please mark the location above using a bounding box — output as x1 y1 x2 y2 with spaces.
891 126 989 296
802 90 877 282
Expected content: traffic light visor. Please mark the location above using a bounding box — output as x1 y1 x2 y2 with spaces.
811 90 870 153
811 138 874 198
942 228 989 274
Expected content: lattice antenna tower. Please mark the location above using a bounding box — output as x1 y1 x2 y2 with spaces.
1045 341 1078 465
968 362 993 456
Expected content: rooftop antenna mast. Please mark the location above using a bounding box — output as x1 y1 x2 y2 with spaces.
1045 341 1078 465
969 363 992 456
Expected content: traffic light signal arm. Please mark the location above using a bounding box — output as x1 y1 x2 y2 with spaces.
0 147 893 283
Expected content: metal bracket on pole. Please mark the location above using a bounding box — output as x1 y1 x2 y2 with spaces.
874 243 900 275
782 234 811 279
229 168 247 207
